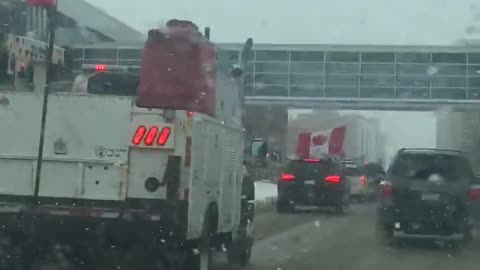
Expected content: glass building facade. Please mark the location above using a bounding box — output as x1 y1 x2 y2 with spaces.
71 44 480 100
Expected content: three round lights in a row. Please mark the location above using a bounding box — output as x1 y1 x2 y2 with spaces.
132 126 171 146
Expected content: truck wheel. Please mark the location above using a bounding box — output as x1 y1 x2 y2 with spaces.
238 247 252 266
228 243 252 266
334 196 350 215
184 211 215 270
376 223 395 247
184 231 212 270
276 199 293 213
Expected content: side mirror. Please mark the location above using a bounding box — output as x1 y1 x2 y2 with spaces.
270 151 281 162
231 64 243 78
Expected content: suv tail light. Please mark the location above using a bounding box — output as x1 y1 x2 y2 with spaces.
280 173 295 182
469 185 480 201
379 180 393 198
324 175 340 183
360 175 366 186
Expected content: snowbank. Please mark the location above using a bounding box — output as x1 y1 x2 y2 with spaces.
254 181 277 214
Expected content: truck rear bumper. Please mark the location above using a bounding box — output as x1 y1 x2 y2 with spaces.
0 197 189 243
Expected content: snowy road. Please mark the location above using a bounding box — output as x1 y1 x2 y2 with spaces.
214 202 480 270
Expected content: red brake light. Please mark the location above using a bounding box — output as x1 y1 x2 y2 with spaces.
95 64 106 71
469 185 480 201
360 176 366 186
144 126 159 146
157 127 171 146
303 158 320 163
281 173 295 182
379 181 393 198
187 111 194 118
132 126 147 145
324 175 340 183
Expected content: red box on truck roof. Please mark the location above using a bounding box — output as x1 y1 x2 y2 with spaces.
136 20 216 116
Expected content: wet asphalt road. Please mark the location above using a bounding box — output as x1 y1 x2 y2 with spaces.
215 203 480 270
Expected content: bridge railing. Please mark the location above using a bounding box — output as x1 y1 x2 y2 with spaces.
70 46 480 101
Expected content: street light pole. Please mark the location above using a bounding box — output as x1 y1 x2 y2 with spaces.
33 1 58 201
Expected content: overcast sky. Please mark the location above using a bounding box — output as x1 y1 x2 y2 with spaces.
85 0 479 45
84 0 472 163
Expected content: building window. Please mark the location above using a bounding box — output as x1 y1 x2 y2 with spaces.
84 49 117 60
396 53 431 63
118 49 143 60
361 63 395 74
255 73 289 85
361 52 394 63
290 51 324 62
255 50 289 61
326 62 359 74
290 62 324 74
255 62 289 73
432 53 466 63
396 76 430 87
290 74 323 85
326 75 358 87
325 52 359 62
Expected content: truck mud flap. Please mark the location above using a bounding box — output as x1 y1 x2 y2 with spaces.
162 156 188 239
163 155 181 201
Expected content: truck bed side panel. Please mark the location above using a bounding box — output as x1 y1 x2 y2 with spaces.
39 94 132 200
219 125 243 233
187 115 243 238
0 93 43 196
187 118 213 238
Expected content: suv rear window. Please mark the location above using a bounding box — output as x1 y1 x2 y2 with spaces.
88 73 138 96
344 166 365 176
389 153 473 181
285 160 337 178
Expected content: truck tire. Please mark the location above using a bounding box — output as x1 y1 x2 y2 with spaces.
376 222 396 247
228 244 252 266
184 210 216 270
228 176 254 267
183 228 212 270
276 199 293 213
238 247 252 265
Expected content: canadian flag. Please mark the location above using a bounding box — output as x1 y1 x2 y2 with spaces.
26 0 56 7
296 126 347 159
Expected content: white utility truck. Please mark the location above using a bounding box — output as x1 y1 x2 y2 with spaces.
0 20 252 269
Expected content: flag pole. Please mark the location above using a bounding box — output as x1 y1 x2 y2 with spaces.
33 0 58 201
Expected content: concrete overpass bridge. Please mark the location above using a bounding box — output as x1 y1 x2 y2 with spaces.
69 43 480 162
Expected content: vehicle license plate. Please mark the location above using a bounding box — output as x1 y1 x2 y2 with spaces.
421 193 440 201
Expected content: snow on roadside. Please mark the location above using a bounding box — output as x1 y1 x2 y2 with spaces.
255 181 277 201
254 181 277 213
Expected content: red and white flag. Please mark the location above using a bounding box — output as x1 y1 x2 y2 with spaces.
26 0 56 7
296 126 346 159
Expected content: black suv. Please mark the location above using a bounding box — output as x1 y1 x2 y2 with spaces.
377 148 480 244
276 158 351 214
